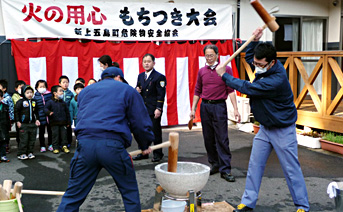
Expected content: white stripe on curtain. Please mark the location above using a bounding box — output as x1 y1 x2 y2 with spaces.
123 58 139 88
176 57 190 125
155 57 168 126
62 56 78 91
92 57 101 81
29 57 46 88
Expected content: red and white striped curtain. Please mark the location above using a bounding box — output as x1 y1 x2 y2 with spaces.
11 39 238 126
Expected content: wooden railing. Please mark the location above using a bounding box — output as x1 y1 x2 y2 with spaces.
240 51 343 133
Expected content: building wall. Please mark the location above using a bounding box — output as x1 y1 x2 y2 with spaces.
328 0 341 43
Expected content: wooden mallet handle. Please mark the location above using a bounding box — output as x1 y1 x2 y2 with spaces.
221 24 268 67
12 182 23 212
129 141 171 157
11 189 65 196
12 182 23 199
16 193 24 212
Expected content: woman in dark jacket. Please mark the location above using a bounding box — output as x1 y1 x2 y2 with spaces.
33 80 52 152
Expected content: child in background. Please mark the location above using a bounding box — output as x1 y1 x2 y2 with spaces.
69 83 84 127
0 79 14 153
75 78 85 86
12 80 26 106
73 78 85 95
15 85 40 160
59 76 74 147
34 80 52 153
12 80 26 146
87 78 97 86
0 90 11 163
44 85 70 154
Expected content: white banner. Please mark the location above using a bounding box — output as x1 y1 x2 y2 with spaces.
1 0 232 41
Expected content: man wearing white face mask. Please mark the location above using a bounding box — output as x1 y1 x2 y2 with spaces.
216 27 309 212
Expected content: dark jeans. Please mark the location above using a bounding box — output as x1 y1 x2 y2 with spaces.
15 125 20 145
39 124 52 148
18 123 37 155
200 101 232 173
0 139 8 157
150 115 163 158
67 125 72 145
57 139 141 212
51 125 68 150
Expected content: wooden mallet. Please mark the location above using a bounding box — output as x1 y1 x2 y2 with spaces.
13 182 24 212
219 0 279 67
188 118 193 130
3 179 12 199
0 184 9 200
167 132 179 172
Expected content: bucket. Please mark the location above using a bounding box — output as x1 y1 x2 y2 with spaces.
0 198 19 212
335 188 343 212
161 200 186 212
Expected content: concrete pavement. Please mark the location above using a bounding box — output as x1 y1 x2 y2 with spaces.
0 125 342 212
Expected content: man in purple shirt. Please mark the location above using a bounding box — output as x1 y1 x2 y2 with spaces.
190 44 240 182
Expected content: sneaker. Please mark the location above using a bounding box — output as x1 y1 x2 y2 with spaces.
297 209 308 212
28 153 35 159
1 156 10 162
18 154 28 160
53 149 60 154
233 204 253 212
40 147 46 153
62 146 70 154
48 145 53 151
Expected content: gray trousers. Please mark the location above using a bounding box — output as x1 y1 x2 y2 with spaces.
18 123 37 155
241 124 309 211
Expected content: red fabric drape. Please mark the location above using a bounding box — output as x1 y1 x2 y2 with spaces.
11 39 238 125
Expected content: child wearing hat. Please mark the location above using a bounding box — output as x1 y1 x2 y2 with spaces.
15 85 40 160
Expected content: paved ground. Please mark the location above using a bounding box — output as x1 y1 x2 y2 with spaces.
1 124 342 212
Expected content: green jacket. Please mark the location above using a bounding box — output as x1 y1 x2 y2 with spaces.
12 92 21 106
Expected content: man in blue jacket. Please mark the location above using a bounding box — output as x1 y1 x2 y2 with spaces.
57 67 153 212
216 28 309 212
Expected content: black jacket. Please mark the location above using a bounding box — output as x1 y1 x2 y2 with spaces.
136 69 166 116
15 86 39 125
44 98 71 126
0 102 10 141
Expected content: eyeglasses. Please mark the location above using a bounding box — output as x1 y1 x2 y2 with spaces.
252 61 270 68
205 54 216 58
